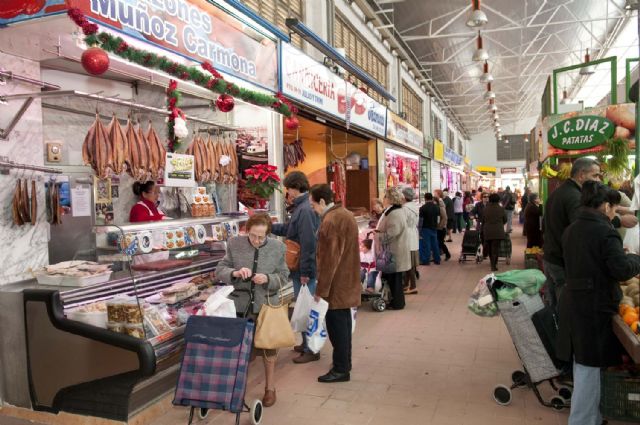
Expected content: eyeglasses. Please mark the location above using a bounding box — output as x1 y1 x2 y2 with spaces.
248 233 267 243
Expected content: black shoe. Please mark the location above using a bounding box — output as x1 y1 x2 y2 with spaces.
415 270 420 280
445 255 451 261
318 370 350 383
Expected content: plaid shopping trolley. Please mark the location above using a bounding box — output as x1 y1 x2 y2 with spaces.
173 315 263 425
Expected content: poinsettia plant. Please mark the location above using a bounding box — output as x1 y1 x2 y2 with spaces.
244 164 281 199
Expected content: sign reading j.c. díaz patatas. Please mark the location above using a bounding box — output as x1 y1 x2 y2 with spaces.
547 115 614 150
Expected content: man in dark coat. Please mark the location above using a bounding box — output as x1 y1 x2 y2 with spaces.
482 193 506 271
472 192 489 257
419 193 440 265
524 193 543 248
310 184 361 383
557 181 640 425
501 186 516 233
543 158 602 307
272 171 320 363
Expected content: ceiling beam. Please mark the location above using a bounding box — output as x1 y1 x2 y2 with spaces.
432 5 471 37
401 15 625 41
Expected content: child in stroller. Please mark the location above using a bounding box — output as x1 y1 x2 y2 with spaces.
360 238 379 294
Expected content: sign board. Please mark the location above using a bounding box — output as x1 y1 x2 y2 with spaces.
444 147 463 166
547 115 615 150
500 167 518 174
543 104 635 157
0 0 279 90
433 140 445 162
386 111 423 153
280 43 387 137
164 152 195 187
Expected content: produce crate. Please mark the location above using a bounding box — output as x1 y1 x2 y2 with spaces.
613 315 640 364
524 252 543 271
601 369 640 423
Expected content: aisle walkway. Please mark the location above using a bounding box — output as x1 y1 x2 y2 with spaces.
154 225 632 425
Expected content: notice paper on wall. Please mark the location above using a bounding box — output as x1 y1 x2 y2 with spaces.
71 185 91 217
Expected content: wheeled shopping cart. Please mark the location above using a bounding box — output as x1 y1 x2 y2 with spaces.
489 282 571 410
173 315 263 425
497 235 512 265
459 229 483 263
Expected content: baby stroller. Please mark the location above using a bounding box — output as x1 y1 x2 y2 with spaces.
173 315 263 425
459 229 483 263
488 280 571 410
361 275 391 312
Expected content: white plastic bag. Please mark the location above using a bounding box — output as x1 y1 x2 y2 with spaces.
351 307 357 334
198 286 237 318
623 224 639 254
306 298 329 354
290 285 313 332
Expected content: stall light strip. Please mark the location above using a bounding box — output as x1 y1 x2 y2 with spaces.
385 147 420 159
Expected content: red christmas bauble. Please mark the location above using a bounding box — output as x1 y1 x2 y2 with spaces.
215 94 235 113
24 0 45 15
0 0 29 19
284 116 299 130
81 47 110 76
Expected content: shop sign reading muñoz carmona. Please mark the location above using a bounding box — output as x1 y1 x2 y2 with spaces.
547 115 615 150
74 0 279 89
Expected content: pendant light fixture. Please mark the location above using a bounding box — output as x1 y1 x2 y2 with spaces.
579 48 595 75
472 32 489 62
484 82 495 99
480 61 493 83
466 0 488 28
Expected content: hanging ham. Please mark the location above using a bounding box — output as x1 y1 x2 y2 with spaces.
126 120 148 182
107 115 129 175
146 124 166 181
82 114 113 178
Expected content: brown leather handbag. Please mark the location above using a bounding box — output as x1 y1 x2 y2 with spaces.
284 239 301 271
254 280 296 349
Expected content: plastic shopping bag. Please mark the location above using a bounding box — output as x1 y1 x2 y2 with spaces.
351 307 357 334
198 286 237 318
306 298 329 354
494 269 546 295
290 285 314 332
623 224 639 254
467 273 498 317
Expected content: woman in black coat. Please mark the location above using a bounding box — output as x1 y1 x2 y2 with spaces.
524 193 543 248
558 181 640 425
482 193 507 271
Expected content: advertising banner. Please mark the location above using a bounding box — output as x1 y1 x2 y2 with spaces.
433 140 445 162
444 147 463 166
164 152 195 187
543 103 636 157
0 0 279 90
280 43 387 137
386 111 423 153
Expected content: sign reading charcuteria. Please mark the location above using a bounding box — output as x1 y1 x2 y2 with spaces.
547 115 615 150
0 0 279 90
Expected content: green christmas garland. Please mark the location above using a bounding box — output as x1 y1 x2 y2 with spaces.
67 8 294 117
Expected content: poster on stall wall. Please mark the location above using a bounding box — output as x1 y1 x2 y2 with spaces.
164 152 195 187
281 44 387 137
433 140 445 162
386 111 424 153
542 103 635 158
0 0 279 91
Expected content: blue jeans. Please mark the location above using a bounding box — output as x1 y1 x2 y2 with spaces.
419 228 440 264
292 275 316 353
569 361 602 425
360 269 379 289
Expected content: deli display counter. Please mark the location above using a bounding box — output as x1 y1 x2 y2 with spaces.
1 215 293 422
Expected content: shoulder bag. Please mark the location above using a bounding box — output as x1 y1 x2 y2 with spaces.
254 274 297 349
284 239 301 271
375 234 396 274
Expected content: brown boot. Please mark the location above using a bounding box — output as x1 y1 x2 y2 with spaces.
262 388 276 407
292 352 320 364
293 344 304 353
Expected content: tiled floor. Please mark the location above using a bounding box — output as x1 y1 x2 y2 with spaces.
1 224 635 425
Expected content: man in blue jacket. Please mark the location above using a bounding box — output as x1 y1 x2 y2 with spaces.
272 171 320 363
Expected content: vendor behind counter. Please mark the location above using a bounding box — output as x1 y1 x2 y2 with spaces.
129 181 166 222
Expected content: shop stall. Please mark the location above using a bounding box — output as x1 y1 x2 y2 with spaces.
0 1 295 421
384 110 424 199
431 140 445 192
440 147 465 194
499 167 525 192
280 42 388 214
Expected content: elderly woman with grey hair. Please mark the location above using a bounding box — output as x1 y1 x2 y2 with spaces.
401 187 420 294
375 187 410 309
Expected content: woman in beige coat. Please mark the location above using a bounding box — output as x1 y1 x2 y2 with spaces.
375 187 410 309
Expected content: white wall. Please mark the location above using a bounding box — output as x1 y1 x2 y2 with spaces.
467 117 537 169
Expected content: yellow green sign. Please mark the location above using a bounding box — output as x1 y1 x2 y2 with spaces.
547 115 615 150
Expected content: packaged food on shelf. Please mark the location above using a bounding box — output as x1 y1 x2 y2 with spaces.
124 323 145 339
67 302 108 328
107 322 126 334
36 261 113 287
124 299 143 324
144 306 173 335
106 297 130 323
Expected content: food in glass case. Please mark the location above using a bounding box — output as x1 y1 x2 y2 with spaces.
124 323 145 339
124 299 143 324
107 322 125 333
144 306 173 335
106 298 128 323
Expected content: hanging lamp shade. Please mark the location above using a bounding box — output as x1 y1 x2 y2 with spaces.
480 61 493 83
466 0 488 28
579 49 595 75
472 33 489 62
484 82 495 99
